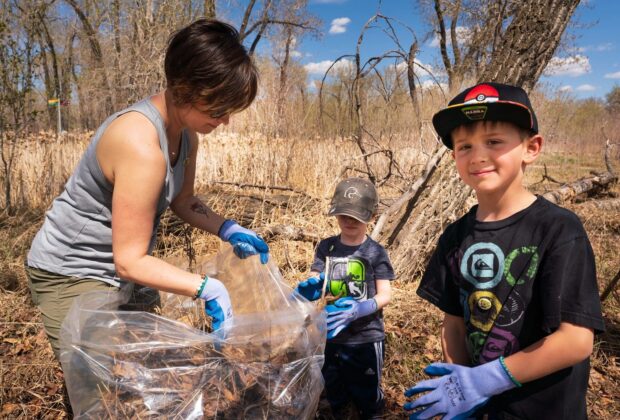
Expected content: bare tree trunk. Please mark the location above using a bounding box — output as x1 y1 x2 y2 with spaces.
112 0 123 108
239 0 258 38
38 19 60 127
478 0 580 90
37 32 55 127
434 0 453 88
204 0 216 18
247 0 273 55
64 0 113 114
406 40 421 132
64 30 87 128
276 26 293 137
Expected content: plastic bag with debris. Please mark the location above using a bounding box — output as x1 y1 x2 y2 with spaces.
59 246 325 419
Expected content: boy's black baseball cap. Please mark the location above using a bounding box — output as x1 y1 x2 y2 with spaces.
328 178 378 224
432 82 538 149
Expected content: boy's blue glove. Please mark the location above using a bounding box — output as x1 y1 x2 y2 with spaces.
198 276 233 331
404 359 519 419
324 297 377 339
295 272 325 301
218 219 269 264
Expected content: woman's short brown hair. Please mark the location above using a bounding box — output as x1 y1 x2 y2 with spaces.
164 19 258 115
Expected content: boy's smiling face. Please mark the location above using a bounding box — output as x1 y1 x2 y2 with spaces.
451 121 542 198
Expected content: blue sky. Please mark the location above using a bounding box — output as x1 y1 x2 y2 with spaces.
279 0 620 100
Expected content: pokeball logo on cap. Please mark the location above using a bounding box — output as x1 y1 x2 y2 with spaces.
464 84 500 104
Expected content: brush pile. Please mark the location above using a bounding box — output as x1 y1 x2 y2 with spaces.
58 247 325 419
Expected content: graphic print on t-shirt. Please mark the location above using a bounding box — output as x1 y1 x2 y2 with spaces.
326 256 368 300
460 242 505 289
458 241 539 364
504 246 539 286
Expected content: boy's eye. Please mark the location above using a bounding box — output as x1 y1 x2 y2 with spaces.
456 144 470 151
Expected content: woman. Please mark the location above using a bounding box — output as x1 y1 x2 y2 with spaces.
25 19 268 358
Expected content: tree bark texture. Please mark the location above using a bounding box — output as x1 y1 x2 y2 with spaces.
204 0 216 18
478 0 580 90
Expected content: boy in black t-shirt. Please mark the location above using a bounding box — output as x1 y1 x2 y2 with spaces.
295 177 395 419
404 83 605 420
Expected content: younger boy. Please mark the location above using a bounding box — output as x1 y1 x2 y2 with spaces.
403 82 605 419
296 177 395 419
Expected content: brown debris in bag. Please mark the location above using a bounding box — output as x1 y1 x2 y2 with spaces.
75 308 320 419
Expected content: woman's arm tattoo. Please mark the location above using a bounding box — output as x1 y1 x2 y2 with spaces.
190 202 210 217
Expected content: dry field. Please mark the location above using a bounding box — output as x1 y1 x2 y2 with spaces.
1 131 619 419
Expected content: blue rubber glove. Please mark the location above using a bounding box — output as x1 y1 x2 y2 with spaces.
295 272 325 301
218 219 269 264
198 276 233 331
324 297 377 339
404 359 518 419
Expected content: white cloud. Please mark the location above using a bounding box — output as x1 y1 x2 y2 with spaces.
291 50 302 58
568 43 612 53
596 43 613 51
393 59 428 73
559 85 573 92
605 71 620 79
421 79 448 91
307 79 318 91
576 84 596 92
429 26 471 47
329 17 351 34
304 60 332 74
304 59 354 75
568 46 587 53
544 55 591 77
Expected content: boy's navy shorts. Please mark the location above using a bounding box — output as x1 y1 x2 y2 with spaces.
322 340 385 419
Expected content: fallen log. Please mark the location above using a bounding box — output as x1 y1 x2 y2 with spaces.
255 224 322 242
541 171 617 205
213 181 312 198
576 198 620 212
541 139 618 205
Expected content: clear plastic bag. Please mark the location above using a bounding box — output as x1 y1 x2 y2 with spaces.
59 246 325 419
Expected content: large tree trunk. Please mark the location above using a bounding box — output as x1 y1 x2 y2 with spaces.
478 0 580 90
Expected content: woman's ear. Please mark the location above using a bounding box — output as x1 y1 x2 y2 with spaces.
523 134 543 165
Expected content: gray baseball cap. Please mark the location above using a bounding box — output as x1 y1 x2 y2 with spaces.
327 178 378 223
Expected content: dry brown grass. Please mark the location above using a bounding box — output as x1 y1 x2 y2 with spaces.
1 129 619 419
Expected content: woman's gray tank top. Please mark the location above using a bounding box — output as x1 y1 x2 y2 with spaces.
27 98 190 286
